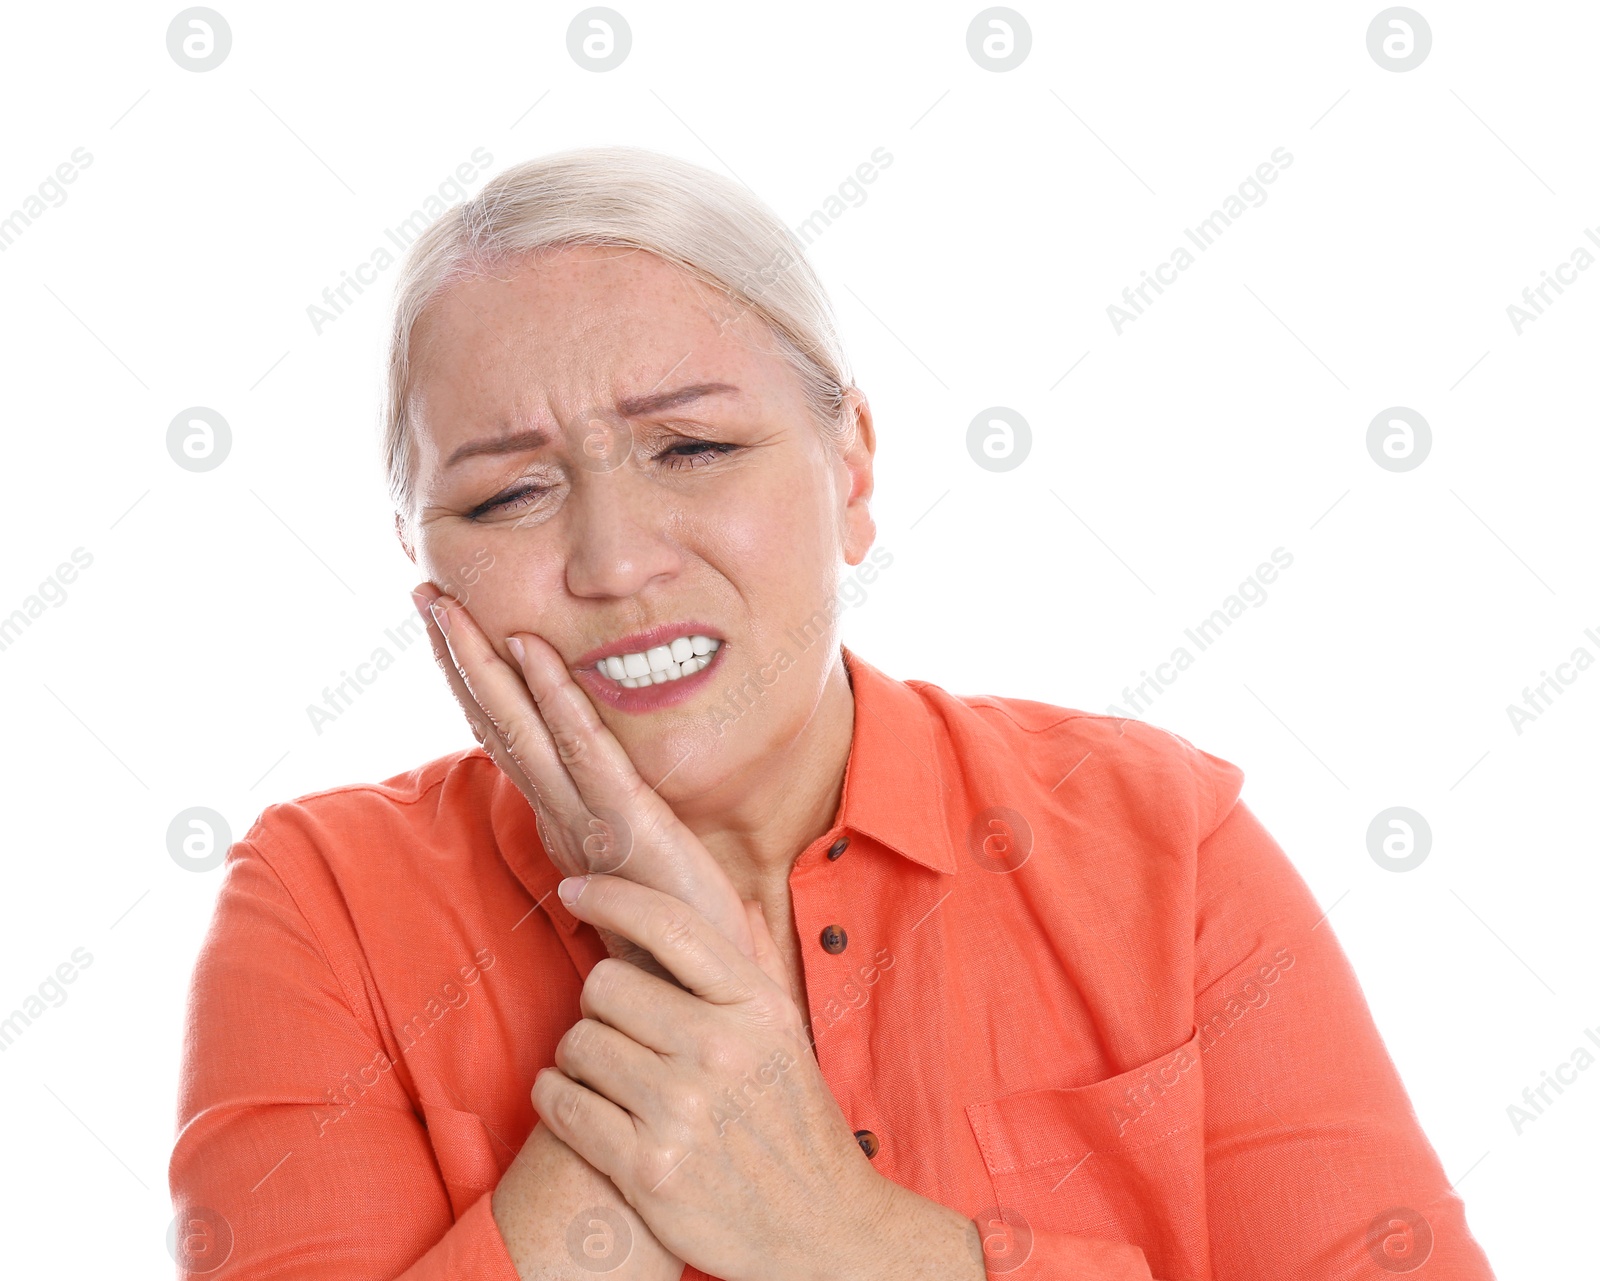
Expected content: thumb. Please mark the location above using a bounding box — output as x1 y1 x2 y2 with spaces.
743 899 789 991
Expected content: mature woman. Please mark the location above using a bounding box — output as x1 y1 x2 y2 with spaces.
170 146 1496 1281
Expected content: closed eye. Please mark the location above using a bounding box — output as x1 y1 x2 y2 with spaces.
465 439 741 520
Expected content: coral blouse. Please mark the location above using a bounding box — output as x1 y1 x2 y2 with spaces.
169 646 1496 1279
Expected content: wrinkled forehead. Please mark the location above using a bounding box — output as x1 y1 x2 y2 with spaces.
405 246 774 456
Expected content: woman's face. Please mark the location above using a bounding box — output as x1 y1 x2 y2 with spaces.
401 244 876 803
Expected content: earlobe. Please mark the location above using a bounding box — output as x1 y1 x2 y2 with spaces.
394 510 416 563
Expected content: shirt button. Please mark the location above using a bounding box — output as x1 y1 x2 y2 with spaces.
827 836 850 860
854 1129 879 1158
819 924 848 954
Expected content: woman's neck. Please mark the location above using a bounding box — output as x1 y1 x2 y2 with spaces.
671 656 855 903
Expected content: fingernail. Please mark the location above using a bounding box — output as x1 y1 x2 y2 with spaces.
429 598 452 636
557 875 588 906
506 636 526 664
411 590 432 621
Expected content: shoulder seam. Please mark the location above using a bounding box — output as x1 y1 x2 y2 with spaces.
234 832 376 1039
962 697 1184 739
260 748 481 813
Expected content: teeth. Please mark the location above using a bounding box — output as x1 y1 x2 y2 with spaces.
597 635 721 689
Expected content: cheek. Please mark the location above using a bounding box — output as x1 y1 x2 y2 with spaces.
710 464 837 587
420 532 556 633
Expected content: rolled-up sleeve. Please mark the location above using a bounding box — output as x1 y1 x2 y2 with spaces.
168 839 520 1280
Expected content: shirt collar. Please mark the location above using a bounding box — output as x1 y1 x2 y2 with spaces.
834 644 957 876
487 644 957 931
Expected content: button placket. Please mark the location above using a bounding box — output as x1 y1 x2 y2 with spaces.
806 829 880 1166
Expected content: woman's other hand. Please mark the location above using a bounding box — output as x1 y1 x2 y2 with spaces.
411 584 755 979
537 874 931 1281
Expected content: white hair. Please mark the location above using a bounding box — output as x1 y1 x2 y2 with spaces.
381 144 856 522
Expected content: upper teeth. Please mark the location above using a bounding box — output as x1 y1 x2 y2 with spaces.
598 634 721 687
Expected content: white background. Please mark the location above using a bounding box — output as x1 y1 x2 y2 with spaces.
1 1 1593 1275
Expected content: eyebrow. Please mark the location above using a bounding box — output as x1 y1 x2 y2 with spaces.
444 382 742 468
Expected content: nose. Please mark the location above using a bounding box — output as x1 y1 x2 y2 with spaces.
562 473 683 601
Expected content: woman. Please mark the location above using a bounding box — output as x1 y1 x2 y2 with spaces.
170 146 1497 1280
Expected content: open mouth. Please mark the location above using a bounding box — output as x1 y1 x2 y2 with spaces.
591 634 723 689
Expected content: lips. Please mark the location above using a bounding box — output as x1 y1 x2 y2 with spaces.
574 635 725 712
572 622 725 670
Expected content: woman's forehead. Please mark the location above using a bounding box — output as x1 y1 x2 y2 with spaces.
408 253 784 441
422 246 727 347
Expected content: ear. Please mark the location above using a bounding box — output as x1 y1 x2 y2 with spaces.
836 387 877 568
394 510 417 564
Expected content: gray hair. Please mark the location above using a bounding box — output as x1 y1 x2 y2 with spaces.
381 144 856 522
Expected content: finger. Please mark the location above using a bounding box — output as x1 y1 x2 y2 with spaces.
425 590 754 961
425 591 588 830
412 587 555 802
743 900 790 993
580 956 714 1055
412 586 496 749
497 625 755 957
555 1015 664 1118
413 590 581 861
503 626 686 863
531 1065 635 1181
561 876 773 1012
506 630 758 957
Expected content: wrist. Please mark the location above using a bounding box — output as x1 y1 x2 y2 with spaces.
493 1121 682 1280
831 1174 984 1281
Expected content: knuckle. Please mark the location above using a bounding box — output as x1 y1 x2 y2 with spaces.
551 723 589 767
585 956 628 1000
496 716 526 760
636 1144 690 1192
558 1018 590 1060
663 1080 709 1128
656 906 699 955
556 1084 586 1132
695 1031 745 1076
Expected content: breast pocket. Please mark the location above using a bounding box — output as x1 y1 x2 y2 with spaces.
420 1102 506 1218
964 1027 1208 1279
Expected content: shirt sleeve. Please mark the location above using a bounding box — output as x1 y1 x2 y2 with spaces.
168 838 521 1280
1187 796 1498 1280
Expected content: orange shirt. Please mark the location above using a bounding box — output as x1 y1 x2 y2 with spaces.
170 647 1496 1279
